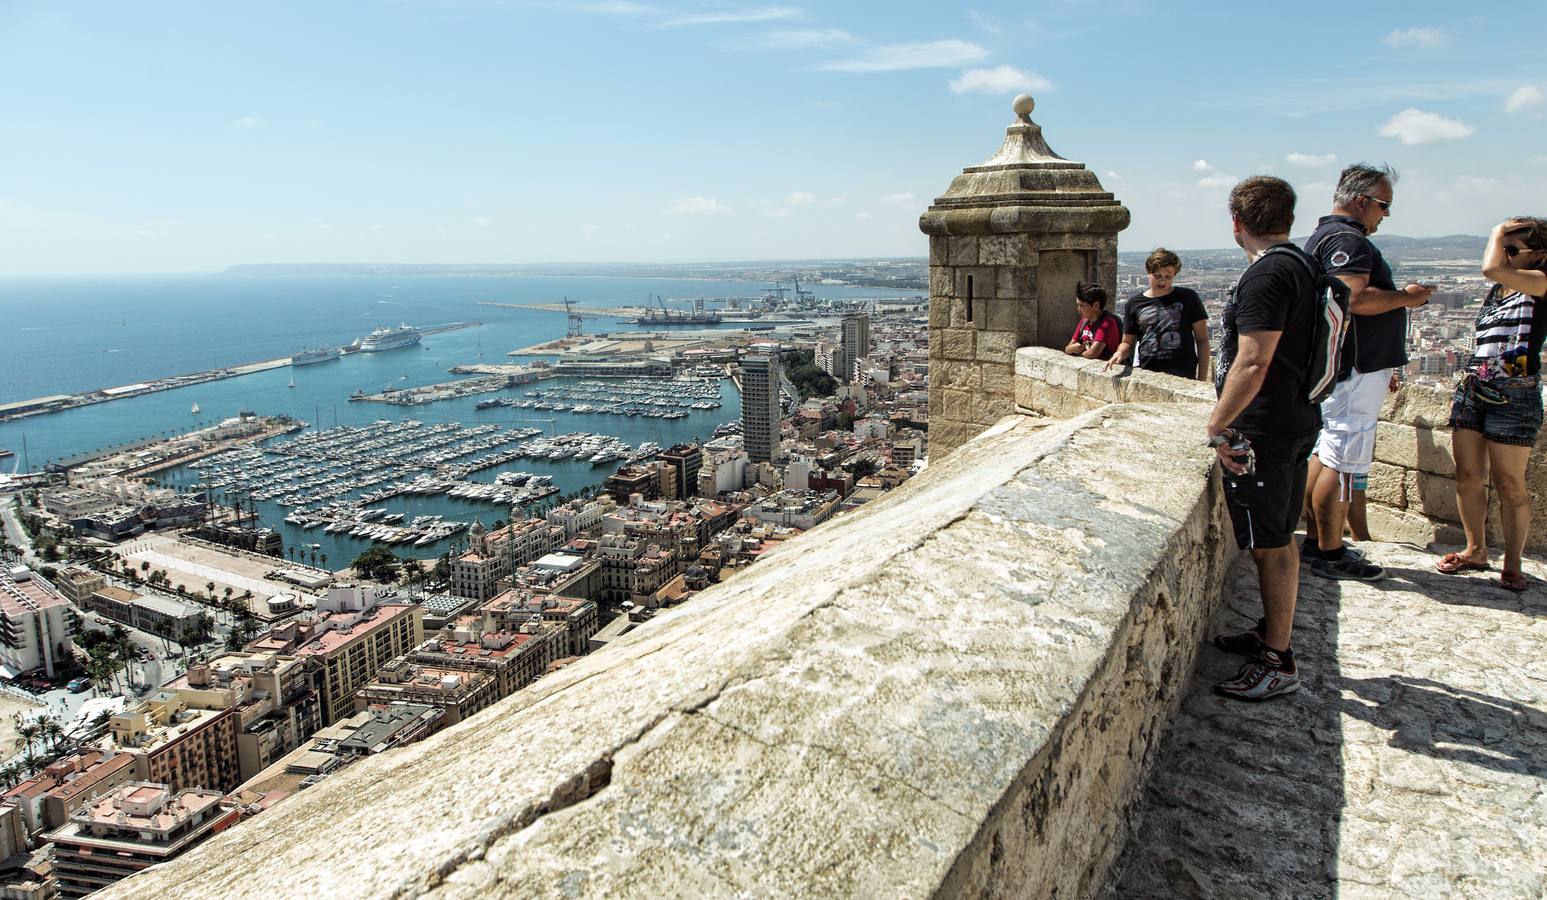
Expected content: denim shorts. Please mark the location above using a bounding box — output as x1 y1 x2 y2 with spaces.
1450 377 1543 446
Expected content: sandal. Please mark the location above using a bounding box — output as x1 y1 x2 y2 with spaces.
1436 552 1489 574
1499 571 1528 592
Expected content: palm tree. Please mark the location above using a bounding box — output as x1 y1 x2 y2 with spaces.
12 717 40 758
205 581 216 603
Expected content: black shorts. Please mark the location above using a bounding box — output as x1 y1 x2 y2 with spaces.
1222 430 1318 550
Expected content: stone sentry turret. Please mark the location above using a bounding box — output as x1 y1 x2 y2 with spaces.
921 94 1130 457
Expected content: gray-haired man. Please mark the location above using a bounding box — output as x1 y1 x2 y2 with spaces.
1303 164 1434 580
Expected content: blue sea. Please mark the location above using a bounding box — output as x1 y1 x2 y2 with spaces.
0 273 912 562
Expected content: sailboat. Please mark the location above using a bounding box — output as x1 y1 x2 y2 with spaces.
191 402 201 415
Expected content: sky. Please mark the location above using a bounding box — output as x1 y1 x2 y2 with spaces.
1 0 1543 275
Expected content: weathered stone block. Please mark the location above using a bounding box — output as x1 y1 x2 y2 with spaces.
955 267 997 301
985 298 1020 333
1366 462 1408 509
929 266 955 299
928 298 951 329
1381 383 1454 429
929 236 950 266
970 394 1004 425
1405 470 1460 524
1373 421 1455 476
941 329 975 361
975 330 1017 362
979 235 1033 266
997 267 1032 303
941 388 973 420
936 361 982 391
981 362 1014 397
947 236 979 267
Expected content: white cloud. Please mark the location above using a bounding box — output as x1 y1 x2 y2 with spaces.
1286 152 1338 167
134 228 158 237
764 207 792 218
756 28 853 48
879 192 915 207
1378 108 1475 144
948 65 1053 95
818 40 988 73
472 216 494 227
667 196 731 214
368 223 386 231
1505 85 1544 114
1191 159 1235 189
232 115 262 128
1104 171 1121 179
581 223 603 234
968 11 1003 34
856 211 871 220
1384 27 1449 49
785 191 815 205
658 6 799 27
826 195 847 206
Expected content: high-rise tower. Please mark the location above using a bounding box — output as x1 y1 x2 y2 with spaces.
740 349 781 463
838 313 870 385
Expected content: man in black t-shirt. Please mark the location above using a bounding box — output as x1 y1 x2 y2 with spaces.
1206 176 1320 703
1302 164 1434 581
1108 248 1210 380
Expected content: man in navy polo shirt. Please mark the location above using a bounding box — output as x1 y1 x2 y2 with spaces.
1303 164 1435 580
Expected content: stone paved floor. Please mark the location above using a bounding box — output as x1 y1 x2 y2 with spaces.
1108 542 1547 900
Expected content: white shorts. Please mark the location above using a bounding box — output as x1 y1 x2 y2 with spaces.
1314 368 1391 475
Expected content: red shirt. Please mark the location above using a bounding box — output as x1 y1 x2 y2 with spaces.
1071 314 1121 360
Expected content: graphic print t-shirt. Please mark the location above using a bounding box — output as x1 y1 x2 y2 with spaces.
1122 287 1208 376
1070 313 1121 360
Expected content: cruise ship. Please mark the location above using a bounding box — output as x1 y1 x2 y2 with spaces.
291 346 341 366
358 324 422 352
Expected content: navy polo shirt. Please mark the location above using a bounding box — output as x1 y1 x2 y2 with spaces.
1305 214 1406 373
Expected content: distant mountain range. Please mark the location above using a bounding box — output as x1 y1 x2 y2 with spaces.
225 235 1487 279
1119 234 1487 269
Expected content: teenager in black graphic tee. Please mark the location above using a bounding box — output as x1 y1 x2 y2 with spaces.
1123 288 1209 378
1111 248 1210 380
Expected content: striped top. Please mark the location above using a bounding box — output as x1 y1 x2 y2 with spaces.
1468 284 1547 379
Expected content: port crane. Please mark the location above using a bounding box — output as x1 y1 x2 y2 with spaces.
560 297 598 338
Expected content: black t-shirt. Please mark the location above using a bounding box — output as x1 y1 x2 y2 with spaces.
1216 245 1322 436
1305 214 1405 373
1122 287 1208 376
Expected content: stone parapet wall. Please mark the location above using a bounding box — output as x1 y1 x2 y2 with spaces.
98 402 1234 900
1366 382 1547 553
1016 347 1547 554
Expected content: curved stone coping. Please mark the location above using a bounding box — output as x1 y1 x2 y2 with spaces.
102 404 1233 900
1015 346 1214 420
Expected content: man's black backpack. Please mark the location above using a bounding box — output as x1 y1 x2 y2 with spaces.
1258 244 1352 404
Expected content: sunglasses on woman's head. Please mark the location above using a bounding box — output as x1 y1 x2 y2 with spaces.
1503 245 1538 258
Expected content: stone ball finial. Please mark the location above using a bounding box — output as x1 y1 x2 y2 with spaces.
1012 94 1035 123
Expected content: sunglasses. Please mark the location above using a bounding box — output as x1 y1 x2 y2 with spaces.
1361 194 1392 212
1504 245 1540 258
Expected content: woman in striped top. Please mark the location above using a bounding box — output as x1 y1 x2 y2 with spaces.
1438 217 1547 590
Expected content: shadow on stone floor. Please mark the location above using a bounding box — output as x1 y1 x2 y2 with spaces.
1339 675 1547 777
1372 565 1547 616
1105 559 1349 900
